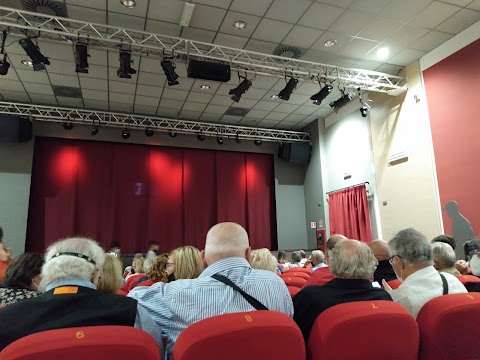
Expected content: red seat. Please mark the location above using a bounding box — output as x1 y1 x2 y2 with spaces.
287 286 301 297
285 267 311 275
281 272 310 280
0 326 160 360
386 279 402 289
456 274 480 284
417 293 480 360
309 301 418 360
283 276 307 288
172 311 305 360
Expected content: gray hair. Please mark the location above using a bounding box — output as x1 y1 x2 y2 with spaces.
329 240 377 280
42 237 105 286
291 251 302 263
311 250 325 264
432 242 456 269
388 228 433 266
143 258 154 273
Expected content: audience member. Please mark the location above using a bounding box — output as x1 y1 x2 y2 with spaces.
463 239 480 262
0 237 12 282
167 245 203 281
294 240 391 342
299 250 308 266
276 250 289 273
146 241 160 261
129 222 293 359
108 241 122 257
455 259 470 275
97 254 124 294
309 250 326 272
469 240 480 276
384 228 467 318
132 256 145 274
136 255 169 287
432 235 456 250
121 257 152 293
368 240 397 283
303 234 347 287
0 252 43 306
250 248 277 273
290 251 302 267
0 237 162 351
432 242 460 275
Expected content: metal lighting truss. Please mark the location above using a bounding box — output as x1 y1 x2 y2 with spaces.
0 6 406 94
0 102 311 143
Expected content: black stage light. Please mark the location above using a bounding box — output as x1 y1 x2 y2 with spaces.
229 77 252 102
117 51 136 79
235 134 240 144
217 136 223 145
145 128 154 137
63 122 74 130
278 77 298 101
161 59 179 86
329 92 353 112
254 139 262 146
360 105 369 118
75 43 89 74
19 38 50 71
122 128 131 139
311 84 333 105
197 132 205 142
168 131 177 138
91 125 99 136
0 54 10 76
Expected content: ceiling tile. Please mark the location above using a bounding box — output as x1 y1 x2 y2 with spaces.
317 0 353 7
189 4 226 31
170 77 194 91
296 81 323 96
435 8 480 34
67 4 107 24
354 59 383 70
193 0 232 8
220 115 242 124
1 79 26 92
0 90 30 102
409 2 461 29
180 27 217 42
66 0 106 10
148 0 185 23
388 48 427 66
264 111 288 120
239 117 261 126
282 26 323 48
135 84 162 97
108 80 137 94
200 112 223 122
49 73 79 87
409 30 454 52
135 95 160 107
349 0 394 15
253 101 279 111
358 17 404 42
284 113 307 122
88 49 108 66
440 0 472 6
110 92 135 103
82 89 108 101
160 98 185 110
313 107 334 117
134 105 158 115
246 109 269 118
251 19 294 43
265 0 313 23
276 121 299 129
294 106 316 115
329 10 375 36
29 93 58 105
78 65 108 80
110 102 134 112
339 38 379 58
467 0 480 11
36 40 74 62
233 98 258 109
138 72 166 87
210 95 234 106
375 63 403 74
157 108 180 117
162 88 190 101
298 3 344 30
180 109 201 120
251 75 279 89
182 102 208 112
139 56 163 74
230 0 273 16
187 92 214 103
57 97 84 107
242 87 269 100
46 59 76 76
244 39 279 54
108 13 146 31
257 119 280 127
23 82 53 96
384 24 430 47
218 11 263 38
145 20 182 37
310 32 352 53
83 99 109 110
214 33 249 48
80 77 108 91
108 0 148 17
274 103 301 113
205 104 229 114
382 0 433 22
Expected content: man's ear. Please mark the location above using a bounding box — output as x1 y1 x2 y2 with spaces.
245 247 252 265
201 250 208 268
91 268 100 286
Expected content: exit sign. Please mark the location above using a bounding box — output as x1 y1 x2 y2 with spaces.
310 221 317 229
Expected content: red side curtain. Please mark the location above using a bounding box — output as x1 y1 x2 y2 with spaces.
27 137 277 253
328 185 372 242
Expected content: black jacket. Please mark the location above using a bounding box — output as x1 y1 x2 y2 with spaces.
373 260 397 284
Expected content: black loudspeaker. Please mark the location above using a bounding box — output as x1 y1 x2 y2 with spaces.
278 143 311 165
187 59 231 82
0 115 33 142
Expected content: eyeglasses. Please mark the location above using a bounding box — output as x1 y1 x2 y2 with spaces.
388 255 402 264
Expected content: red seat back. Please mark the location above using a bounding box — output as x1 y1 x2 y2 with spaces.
456 275 480 284
285 268 311 275
309 301 418 360
280 272 310 280
172 311 305 360
386 279 402 289
417 293 480 360
0 326 160 360
282 276 307 288
287 286 301 297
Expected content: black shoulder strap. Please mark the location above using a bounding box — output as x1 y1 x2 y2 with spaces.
211 274 268 311
439 272 449 295
133 275 149 288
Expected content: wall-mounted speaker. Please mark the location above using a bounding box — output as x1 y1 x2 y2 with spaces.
278 143 311 165
187 59 231 82
0 115 33 143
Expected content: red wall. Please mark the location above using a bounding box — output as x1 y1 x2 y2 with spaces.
423 38 480 239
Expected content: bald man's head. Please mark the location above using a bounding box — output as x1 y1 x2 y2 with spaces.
203 222 250 266
368 240 390 261
327 234 348 251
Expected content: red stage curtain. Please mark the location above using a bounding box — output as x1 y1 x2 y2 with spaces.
328 185 372 242
27 137 277 253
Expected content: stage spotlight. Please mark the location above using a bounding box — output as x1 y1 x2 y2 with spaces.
235 133 240 144
169 131 177 138
75 43 89 73
197 132 205 142
0 31 10 76
161 59 179 86
63 122 74 130
254 139 262 146
229 77 252 102
360 105 369 118
278 77 298 101
311 84 333 105
122 128 131 139
145 128 154 137
117 50 136 79
217 135 223 145
19 38 50 71
91 125 99 136
329 92 353 112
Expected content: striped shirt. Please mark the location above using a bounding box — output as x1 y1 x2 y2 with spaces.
129 257 293 359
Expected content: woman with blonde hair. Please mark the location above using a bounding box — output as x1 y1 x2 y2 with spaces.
167 246 203 281
97 254 123 294
250 248 277 273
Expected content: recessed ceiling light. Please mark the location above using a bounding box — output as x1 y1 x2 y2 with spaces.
200 85 210 90
21 60 33 67
377 47 390 60
121 0 136 8
233 21 247 30
271 95 279 99
324 39 338 48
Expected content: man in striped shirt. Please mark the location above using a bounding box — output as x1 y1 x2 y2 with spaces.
129 222 293 359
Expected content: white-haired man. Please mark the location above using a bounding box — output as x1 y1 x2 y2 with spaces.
432 242 460 276
384 228 467 318
129 222 293 360
293 239 392 343
0 237 162 351
309 250 326 273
